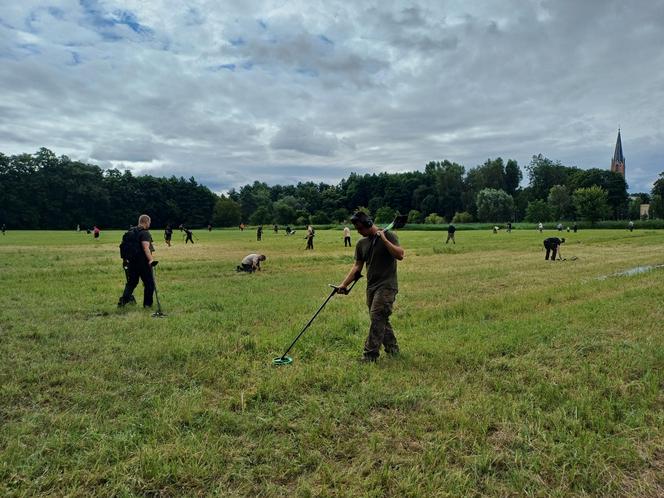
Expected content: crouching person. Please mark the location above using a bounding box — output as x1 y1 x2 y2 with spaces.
336 211 404 362
237 253 266 273
118 214 155 308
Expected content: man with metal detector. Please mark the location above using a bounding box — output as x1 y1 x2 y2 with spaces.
118 214 156 308
337 211 405 362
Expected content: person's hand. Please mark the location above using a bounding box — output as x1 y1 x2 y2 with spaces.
376 229 386 240
336 286 349 295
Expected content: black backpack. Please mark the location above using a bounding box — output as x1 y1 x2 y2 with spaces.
119 227 143 261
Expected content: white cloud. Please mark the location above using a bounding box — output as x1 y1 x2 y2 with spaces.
1 0 663 193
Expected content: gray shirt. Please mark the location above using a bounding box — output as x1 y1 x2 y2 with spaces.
242 254 261 267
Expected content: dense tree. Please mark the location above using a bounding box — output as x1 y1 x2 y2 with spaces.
0 147 647 229
213 196 242 227
547 185 573 220
476 188 514 222
525 200 551 223
573 186 611 225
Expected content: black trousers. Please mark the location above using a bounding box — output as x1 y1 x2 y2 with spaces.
344 236 351 247
185 234 194 244
544 243 558 260
121 261 154 306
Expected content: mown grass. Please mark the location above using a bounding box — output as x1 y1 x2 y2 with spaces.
1 228 663 497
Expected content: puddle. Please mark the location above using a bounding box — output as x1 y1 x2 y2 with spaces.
597 264 664 280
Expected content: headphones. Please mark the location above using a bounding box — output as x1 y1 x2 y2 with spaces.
350 211 373 228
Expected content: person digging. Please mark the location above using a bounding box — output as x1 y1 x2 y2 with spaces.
336 211 405 362
543 236 565 261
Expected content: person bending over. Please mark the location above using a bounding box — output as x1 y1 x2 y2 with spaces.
543 237 565 261
237 253 266 272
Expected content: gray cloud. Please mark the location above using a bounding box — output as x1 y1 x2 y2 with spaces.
1 0 663 193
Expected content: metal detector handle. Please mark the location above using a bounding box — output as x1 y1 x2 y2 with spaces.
329 273 363 295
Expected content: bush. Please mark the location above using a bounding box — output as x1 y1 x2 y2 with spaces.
424 213 446 224
452 211 473 223
375 206 396 224
408 209 423 224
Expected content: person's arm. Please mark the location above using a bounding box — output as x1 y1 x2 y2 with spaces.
337 260 364 294
142 241 153 264
557 243 563 260
378 230 404 260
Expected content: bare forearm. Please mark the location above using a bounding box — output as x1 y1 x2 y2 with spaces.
341 262 363 287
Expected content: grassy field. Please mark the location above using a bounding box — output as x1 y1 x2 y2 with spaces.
1 227 663 497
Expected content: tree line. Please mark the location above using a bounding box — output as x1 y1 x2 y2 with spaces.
2 148 663 229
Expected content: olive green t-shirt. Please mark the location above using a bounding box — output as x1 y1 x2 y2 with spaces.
355 231 399 291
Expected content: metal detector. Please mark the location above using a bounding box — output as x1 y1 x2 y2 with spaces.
150 261 166 318
272 273 362 366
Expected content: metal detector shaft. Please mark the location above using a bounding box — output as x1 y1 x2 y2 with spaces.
278 276 362 360
279 287 337 360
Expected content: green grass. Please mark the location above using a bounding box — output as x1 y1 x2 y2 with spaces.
1 228 663 497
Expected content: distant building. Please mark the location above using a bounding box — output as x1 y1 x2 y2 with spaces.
640 204 650 219
610 129 625 178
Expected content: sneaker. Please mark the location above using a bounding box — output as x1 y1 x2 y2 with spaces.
359 354 378 363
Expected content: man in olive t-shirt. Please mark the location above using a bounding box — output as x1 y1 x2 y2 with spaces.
337 211 405 361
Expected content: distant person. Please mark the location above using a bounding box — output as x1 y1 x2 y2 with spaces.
256 225 263 241
76 224 80 232
164 224 173 247
305 225 315 250
184 227 194 244
343 225 352 247
239 223 245 231
237 253 266 273
285 225 294 236
1 223 5 235
543 237 565 261
336 211 405 362
446 224 456 244
274 224 279 233
573 222 578 233
506 221 512 233
93 225 100 239
492 226 499 234
566 226 570 232
178 224 184 232
118 214 155 308
557 223 563 232
208 224 212 232
628 220 634 232
538 222 543 233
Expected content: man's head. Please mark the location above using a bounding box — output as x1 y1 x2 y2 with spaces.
561 238 566 244
138 214 151 228
350 211 375 236
259 255 267 261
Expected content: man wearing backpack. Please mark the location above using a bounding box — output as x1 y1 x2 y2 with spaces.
118 214 156 308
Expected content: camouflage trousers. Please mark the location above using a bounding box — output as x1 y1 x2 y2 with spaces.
364 287 399 358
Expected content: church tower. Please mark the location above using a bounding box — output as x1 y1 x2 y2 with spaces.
610 129 625 178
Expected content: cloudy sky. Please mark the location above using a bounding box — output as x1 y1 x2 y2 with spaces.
1 0 663 193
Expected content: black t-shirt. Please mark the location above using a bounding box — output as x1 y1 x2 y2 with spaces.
355 231 399 291
448 225 456 233
137 229 153 260
164 228 173 239
544 237 561 247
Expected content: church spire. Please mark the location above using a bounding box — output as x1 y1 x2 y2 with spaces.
610 129 625 178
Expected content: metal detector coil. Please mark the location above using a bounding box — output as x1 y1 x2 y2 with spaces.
272 355 293 366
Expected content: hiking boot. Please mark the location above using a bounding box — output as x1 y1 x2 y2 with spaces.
385 347 400 357
117 295 136 307
359 353 378 363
